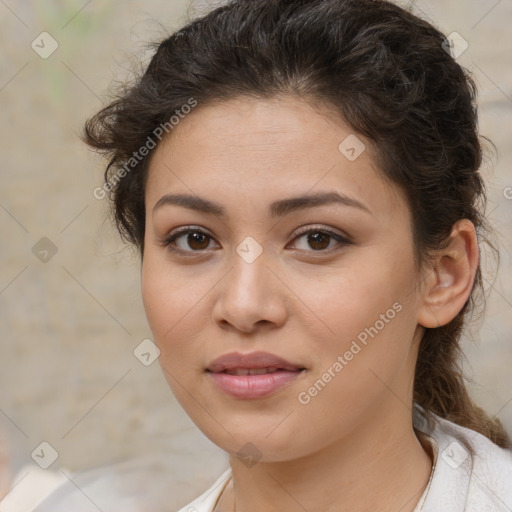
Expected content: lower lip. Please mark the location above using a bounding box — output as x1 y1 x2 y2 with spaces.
207 370 303 399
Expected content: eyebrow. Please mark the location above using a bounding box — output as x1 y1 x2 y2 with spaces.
152 191 372 218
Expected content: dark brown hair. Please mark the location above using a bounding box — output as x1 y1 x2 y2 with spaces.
83 0 510 448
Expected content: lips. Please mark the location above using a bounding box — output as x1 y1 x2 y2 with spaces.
206 351 306 399
206 351 305 373
224 367 281 375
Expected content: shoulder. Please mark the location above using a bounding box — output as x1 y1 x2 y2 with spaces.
176 468 232 512
454 419 512 510
413 403 512 511
0 465 68 511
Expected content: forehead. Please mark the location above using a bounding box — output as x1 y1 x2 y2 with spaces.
145 95 406 219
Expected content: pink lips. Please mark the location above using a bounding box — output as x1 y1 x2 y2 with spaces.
206 351 306 399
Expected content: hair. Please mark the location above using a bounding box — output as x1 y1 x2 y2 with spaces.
83 0 510 449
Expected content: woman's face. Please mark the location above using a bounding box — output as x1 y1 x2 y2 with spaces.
142 95 428 462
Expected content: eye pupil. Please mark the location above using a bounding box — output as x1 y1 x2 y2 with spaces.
308 232 330 250
188 232 210 250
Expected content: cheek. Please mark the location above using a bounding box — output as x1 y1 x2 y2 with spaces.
292 293 415 445
300 258 412 342
141 256 175 338
300 253 419 389
141 253 194 347
141 259 203 400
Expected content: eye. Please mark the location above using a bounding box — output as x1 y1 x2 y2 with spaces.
159 226 218 254
288 225 352 253
158 224 352 256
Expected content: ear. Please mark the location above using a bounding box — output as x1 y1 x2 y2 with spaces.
417 219 480 328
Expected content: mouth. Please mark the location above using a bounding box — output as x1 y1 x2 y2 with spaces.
206 351 306 399
206 350 306 373
221 367 296 375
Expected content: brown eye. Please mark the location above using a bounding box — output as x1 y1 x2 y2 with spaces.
289 226 352 253
306 232 331 251
185 232 211 250
161 227 218 253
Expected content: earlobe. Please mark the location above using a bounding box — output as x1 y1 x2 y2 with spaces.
417 219 479 329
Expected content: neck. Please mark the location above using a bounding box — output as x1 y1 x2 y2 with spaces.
217 401 433 512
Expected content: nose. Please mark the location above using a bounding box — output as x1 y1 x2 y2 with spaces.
212 249 288 334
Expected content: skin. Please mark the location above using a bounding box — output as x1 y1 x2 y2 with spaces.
141 95 479 512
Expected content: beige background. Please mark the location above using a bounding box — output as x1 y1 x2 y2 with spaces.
1 0 511 510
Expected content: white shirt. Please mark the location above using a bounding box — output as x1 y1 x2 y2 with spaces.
177 403 512 512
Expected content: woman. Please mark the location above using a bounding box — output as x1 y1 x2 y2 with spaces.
83 0 512 510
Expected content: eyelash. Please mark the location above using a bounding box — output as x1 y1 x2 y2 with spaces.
158 224 352 256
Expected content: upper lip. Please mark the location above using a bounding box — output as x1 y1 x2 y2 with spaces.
206 351 305 373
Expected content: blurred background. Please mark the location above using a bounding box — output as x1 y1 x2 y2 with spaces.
0 0 511 510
